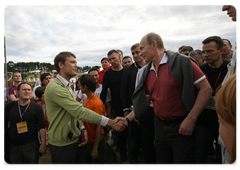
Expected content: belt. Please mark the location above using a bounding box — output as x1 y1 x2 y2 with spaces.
157 115 187 124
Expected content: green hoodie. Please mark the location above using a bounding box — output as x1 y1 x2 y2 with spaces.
45 78 104 147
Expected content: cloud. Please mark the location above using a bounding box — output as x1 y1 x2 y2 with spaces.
4 5 236 67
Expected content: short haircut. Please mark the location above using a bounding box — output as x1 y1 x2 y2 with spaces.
54 51 76 73
145 32 164 49
35 86 45 100
189 50 203 59
222 38 232 46
40 73 51 86
180 46 194 53
194 49 203 59
79 74 96 92
17 82 32 91
88 68 99 74
117 49 123 55
131 43 139 51
122 56 132 61
178 45 186 53
107 49 119 56
92 66 100 70
101 57 109 63
13 71 21 77
202 36 224 50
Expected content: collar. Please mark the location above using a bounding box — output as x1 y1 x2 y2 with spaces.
56 74 70 87
150 53 168 71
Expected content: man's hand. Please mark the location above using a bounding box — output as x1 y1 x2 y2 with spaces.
108 117 127 132
91 149 98 159
39 143 46 156
78 129 88 147
178 116 196 136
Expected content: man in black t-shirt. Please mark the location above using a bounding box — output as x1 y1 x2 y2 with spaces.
196 36 230 163
100 49 127 161
5 82 46 164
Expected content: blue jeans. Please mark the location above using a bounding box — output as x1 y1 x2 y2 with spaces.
10 140 39 164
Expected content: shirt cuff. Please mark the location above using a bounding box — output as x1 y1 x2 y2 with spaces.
80 125 85 131
100 116 109 127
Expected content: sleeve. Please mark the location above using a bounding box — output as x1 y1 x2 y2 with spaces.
100 71 109 103
105 89 111 102
120 68 130 112
34 103 46 129
4 101 16 130
51 85 108 126
191 61 206 85
8 87 14 95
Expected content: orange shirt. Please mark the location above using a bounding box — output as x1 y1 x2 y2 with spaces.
82 95 106 144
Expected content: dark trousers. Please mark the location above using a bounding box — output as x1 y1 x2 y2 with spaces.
154 116 196 164
84 138 106 164
196 124 222 163
10 140 39 164
4 131 11 163
128 120 141 163
141 106 156 163
49 142 85 164
112 108 127 157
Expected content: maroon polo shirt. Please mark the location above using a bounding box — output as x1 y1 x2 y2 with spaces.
146 54 205 119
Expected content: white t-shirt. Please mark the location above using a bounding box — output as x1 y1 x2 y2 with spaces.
77 84 111 103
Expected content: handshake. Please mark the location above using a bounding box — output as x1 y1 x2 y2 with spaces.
107 117 129 132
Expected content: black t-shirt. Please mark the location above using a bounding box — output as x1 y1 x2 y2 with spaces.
197 60 229 127
5 101 46 146
100 67 125 110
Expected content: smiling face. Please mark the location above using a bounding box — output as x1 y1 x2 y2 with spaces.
59 56 78 80
222 3 237 21
88 70 99 84
139 36 155 63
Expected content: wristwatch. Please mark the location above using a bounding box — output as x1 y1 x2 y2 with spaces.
125 117 130 124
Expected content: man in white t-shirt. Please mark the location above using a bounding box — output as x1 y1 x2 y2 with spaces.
76 68 111 105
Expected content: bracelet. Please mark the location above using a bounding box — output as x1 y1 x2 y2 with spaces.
81 128 86 132
125 117 130 124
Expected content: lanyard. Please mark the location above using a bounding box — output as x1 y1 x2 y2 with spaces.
56 77 74 98
83 94 95 107
18 101 31 120
206 71 222 92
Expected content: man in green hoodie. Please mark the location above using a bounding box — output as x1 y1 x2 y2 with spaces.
45 51 126 164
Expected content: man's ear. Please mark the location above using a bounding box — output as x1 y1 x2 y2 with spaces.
219 48 225 55
152 40 157 49
58 61 64 69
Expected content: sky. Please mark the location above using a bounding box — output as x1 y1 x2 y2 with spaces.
3 2 237 68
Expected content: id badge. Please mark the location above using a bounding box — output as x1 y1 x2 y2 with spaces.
205 96 216 110
16 121 28 134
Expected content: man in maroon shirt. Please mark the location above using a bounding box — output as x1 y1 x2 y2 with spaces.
117 32 212 163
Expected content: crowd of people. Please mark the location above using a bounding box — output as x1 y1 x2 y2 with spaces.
4 5 236 164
